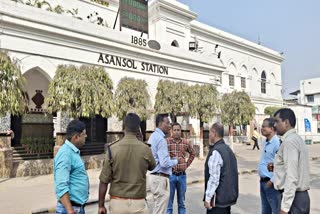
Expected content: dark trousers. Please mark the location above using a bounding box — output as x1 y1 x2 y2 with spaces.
207 206 230 214
252 139 260 150
280 191 310 214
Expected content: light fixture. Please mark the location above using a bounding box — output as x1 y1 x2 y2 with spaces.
189 42 196 51
217 51 221 59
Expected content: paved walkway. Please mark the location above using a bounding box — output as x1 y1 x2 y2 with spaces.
0 143 319 214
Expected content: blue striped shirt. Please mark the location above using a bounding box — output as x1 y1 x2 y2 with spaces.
54 140 89 205
148 128 178 175
258 135 280 179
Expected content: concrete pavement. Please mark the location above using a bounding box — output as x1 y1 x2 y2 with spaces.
0 143 319 214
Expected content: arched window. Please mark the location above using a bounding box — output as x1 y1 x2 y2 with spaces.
171 40 179 47
261 71 266 94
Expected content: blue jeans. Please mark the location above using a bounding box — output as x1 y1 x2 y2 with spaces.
260 181 281 214
56 201 85 214
166 173 187 214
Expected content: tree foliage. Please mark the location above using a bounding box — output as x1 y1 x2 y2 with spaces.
221 91 255 127
264 106 281 116
114 77 151 120
188 84 219 124
154 80 188 118
45 65 113 118
0 52 27 116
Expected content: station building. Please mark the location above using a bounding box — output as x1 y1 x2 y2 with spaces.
0 0 284 151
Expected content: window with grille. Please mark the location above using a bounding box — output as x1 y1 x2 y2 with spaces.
241 77 246 88
307 95 314 103
261 71 266 94
229 75 235 86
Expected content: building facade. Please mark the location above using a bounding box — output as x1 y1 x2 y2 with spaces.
289 78 320 141
0 0 284 142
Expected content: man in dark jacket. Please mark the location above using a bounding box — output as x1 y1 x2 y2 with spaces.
204 123 239 214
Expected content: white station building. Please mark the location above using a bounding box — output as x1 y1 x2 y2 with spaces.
0 0 284 143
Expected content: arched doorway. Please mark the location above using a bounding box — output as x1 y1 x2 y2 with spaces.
11 67 53 151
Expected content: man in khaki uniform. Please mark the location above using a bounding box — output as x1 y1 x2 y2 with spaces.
98 113 156 214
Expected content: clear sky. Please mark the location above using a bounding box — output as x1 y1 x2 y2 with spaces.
178 0 320 97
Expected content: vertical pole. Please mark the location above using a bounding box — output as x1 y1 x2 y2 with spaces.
113 8 120 30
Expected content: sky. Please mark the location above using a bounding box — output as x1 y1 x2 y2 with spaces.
178 0 320 97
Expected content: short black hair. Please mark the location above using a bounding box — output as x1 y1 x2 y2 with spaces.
210 123 224 138
124 113 141 133
66 120 86 141
171 122 181 129
263 117 276 130
274 108 296 128
155 113 169 127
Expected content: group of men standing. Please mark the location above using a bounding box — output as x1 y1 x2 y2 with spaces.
53 107 310 214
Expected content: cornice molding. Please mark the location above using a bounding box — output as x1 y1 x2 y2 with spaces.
150 0 197 21
191 22 284 63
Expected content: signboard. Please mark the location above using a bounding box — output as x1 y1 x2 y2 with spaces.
97 53 169 76
304 118 311 132
120 0 148 33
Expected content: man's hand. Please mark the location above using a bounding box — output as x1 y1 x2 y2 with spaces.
280 210 288 214
98 206 107 214
266 180 273 188
204 201 212 209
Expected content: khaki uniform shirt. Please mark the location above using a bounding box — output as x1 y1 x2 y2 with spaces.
273 129 310 212
99 133 156 198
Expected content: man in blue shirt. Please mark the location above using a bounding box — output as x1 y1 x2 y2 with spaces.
54 120 89 214
258 118 281 214
149 114 178 214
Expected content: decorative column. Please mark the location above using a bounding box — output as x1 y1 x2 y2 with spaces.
178 115 190 139
0 133 13 178
106 116 124 144
0 113 11 132
54 132 66 157
54 112 71 156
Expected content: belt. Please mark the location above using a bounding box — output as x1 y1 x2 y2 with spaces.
172 171 186 176
110 195 145 200
151 172 170 178
278 189 308 194
260 177 270 182
58 200 85 208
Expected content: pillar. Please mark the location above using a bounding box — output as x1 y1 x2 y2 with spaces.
0 133 13 178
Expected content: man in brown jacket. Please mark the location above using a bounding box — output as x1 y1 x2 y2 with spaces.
98 113 156 214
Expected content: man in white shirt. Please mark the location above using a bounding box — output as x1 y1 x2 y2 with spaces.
273 108 310 214
203 123 238 214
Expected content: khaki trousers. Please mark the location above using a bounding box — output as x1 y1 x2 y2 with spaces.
150 175 170 214
109 198 148 214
